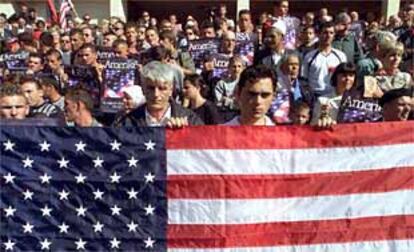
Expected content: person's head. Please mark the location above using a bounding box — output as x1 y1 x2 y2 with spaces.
78 43 98 65
265 27 284 50
331 62 356 95
335 12 351 36
228 55 246 79
70 29 85 51
238 10 252 32
83 13 91 24
146 46 170 63
160 19 173 32
136 23 147 41
20 77 45 107
380 88 413 121
401 3 414 23
103 32 118 47
0 83 29 119
380 41 404 71
50 29 61 48
159 30 177 51
125 23 138 44
142 11 150 22
122 85 145 113
40 32 54 53
184 27 197 41
45 49 63 71
236 65 277 124
219 4 228 17
169 14 178 25
301 25 316 44
319 22 335 46
82 26 95 44
293 101 311 125
388 15 402 29
113 39 129 59
112 20 125 37
280 54 300 79
183 74 208 100
39 76 62 98
350 11 359 22
201 20 216 38
145 27 159 47
303 12 315 26
221 31 236 54
274 0 289 17
60 33 72 52
141 61 175 113
27 53 44 73
6 37 20 53
64 87 94 124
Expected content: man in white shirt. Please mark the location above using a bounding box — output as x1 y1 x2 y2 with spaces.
301 22 347 96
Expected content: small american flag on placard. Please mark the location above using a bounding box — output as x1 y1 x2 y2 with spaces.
1 122 414 251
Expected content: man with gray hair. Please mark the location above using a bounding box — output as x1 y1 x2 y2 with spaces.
115 61 203 127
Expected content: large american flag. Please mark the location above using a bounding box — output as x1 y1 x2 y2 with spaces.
1 123 414 251
59 0 73 30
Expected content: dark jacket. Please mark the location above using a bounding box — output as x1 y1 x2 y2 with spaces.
114 101 204 127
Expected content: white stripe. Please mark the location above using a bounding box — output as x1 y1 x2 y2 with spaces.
168 189 414 224
169 239 414 252
167 143 414 175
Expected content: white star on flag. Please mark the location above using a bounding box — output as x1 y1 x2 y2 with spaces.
93 156 104 168
110 140 122 151
4 173 16 184
40 238 52 250
110 205 122 216
144 204 155 216
144 172 155 183
39 173 52 184
4 206 16 217
3 139 15 151
22 222 34 234
3 239 15 251
127 221 138 232
144 140 156 150
22 189 34 200
76 205 87 217
40 205 53 217
75 141 87 152
22 156 34 168
39 140 51 152
127 188 138 199
144 237 155 248
75 173 87 184
93 221 104 233
127 156 139 168
58 189 70 200
58 222 69 234
110 237 121 249
109 172 121 183
57 157 69 168
93 189 104 200
75 238 87 250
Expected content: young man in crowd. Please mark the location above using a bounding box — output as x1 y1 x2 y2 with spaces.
64 88 102 127
0 82 29 120
380 88 413 121
39 77 65 111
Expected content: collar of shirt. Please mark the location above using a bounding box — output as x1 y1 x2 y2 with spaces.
145 105 172 126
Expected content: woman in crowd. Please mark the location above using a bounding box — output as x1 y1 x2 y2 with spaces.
112 85 145 126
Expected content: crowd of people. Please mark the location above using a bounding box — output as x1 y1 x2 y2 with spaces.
0 1 413 128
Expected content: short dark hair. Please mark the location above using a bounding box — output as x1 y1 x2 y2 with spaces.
159 30 177 48
45 48 62 60
331 62 356 86
79 43 97 54
113 39 128 48
238 9 251 18
20 76 41 89
320 21 335 31
200 20 215 30
65 87 94 112
184 74 209 98
238 65 277 92
379 88 413 107
0 83 26 100
28 52 44 64
70 28 84 38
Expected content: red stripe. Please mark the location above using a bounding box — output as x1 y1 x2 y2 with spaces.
47 0 58 23
168 215 414 248
168 167 414 199
166 122 414 149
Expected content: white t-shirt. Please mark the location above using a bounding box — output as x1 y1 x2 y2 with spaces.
224 116 275 126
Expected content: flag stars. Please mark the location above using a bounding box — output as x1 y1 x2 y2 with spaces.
144 204 155 216
3 239 15 251
75 141 87 152
144 172 155 183
58 222 69 234
22 222 34 234
144 237 155 248
39 173 52 184
76 205 87 217
127 221 138 233
75 173 87 184
127 156 139 168
93 221 104 233
4 206 16 217
93 156 104 168
40 205 53 217
58 189 70 200
22 189 34 200
110 140 122 151
57 157 69 168
93 189 104 200
40 238 52 250
110 205 122 216
4 173 16 184
144 140 156 151
109 237 121 249
22 156 34 168
75 238 87 250
127 188 138 199
109 172 121 183
39 140 51 152
3 139 15 151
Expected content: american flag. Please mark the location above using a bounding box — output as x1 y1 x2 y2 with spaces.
59 0 73 30
2 123 414 251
